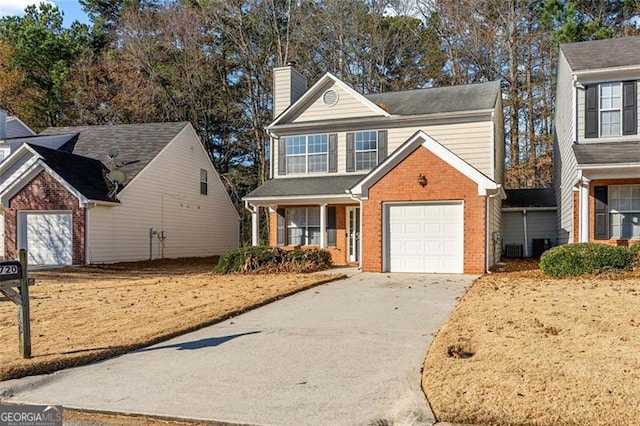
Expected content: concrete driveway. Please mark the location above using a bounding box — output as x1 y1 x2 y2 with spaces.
0 272 475 426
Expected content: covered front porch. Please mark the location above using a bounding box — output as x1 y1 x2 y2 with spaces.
243 175 366 266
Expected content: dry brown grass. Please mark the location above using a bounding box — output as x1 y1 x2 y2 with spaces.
423 259 640 426
0 257 343 382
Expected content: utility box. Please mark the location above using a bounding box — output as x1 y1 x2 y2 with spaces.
504 244 523 258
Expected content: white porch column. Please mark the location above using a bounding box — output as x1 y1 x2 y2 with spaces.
579 177 590 243
319 203 327 248
251 205 259 246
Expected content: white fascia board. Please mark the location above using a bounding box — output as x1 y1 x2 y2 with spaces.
350 130 498 198
578 163 640 170
244 193 354 206
269 72 390 127
574 65 640 79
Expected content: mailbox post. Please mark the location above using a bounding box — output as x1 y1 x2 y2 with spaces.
0 249 32 358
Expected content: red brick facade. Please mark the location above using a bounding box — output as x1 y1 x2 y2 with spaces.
573 178 640 246
5 171 86 263
361 145 487 274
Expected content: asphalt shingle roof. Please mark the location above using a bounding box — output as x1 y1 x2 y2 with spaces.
40 122 188 187
28 144 118 203
504 188 556 208
364 81 500 116
245 175 365 198
573 142 640 165
561 36 640 71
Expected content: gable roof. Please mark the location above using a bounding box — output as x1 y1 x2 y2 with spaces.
28 143 117 203
350 130 500 198
561 36 640 71
40 122 188 187
365 81 500 116
6 116 36 138
573 141 640 165
504 188 556 208
245 175 363 200
270 72 390 127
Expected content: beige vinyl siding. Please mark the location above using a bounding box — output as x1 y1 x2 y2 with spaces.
87 125 238 263
554 51 578 244
577 80 640 144
274 119 495 179
292 82 380 123
488 195 502 266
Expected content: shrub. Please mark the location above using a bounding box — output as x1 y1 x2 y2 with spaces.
214 246 332 274
539 243 633 277
628 241 640 262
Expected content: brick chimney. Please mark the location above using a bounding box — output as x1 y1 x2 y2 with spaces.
273 61 307 119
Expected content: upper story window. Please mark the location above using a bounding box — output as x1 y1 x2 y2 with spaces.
355 131 378 171
0 147 9 163
286 134 328 174
586 81 636 138
200 169 208 195
599 82 622 137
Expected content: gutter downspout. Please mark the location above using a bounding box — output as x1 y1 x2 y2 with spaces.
266 129 279 180
523 209 529 257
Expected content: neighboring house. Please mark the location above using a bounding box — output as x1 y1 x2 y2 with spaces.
0 120 239 266
244 65 505 274
554 36 640 246
502 188 557 257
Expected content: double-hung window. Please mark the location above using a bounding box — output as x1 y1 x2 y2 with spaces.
355 130 377 171
200 169 208 195
286 134 328 174
599 82 622 137
609 185 640 239
286 207 320 245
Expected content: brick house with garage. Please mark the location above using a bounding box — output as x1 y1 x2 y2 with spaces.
554 36 640 246
0 121 239 267
244 65 506 274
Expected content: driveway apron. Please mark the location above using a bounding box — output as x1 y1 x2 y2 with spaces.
0 272 475 426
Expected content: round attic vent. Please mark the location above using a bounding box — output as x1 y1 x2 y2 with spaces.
322 89 339 107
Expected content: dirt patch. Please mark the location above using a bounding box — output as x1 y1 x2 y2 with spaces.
423 259 640 426
0 257 344 382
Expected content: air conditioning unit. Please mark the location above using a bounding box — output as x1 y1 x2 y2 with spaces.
504 244 523 258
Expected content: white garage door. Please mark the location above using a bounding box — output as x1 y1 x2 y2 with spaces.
22 212 73 266
387 203 464 273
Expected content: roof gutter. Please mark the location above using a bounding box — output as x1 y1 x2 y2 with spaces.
573 64 640 77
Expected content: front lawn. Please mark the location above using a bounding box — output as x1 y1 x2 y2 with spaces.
422 259 640 426
0 257 343 381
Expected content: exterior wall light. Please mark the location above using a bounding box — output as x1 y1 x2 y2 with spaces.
417 174 427 187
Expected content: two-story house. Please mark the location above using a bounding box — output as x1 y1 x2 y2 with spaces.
554 36 640 246
244 65 505 274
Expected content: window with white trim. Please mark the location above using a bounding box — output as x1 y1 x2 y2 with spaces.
200 169 208 195
286 207 320 245
355 130 377 171
609 185 640 239
0 147 9 163
599 82 622 137
286 134 328 174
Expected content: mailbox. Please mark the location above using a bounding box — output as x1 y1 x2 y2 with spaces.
0 261 22 282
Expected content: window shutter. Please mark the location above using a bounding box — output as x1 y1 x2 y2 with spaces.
346 132 355 172
327 207 336 246
594 186 608 240
328 134 338 173
585 84 598 139
623 81 637 135
377 130 388 165
278 137 287 175
276 208 286 246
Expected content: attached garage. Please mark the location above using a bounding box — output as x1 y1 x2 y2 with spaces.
385 202 464 273
18 212 73 267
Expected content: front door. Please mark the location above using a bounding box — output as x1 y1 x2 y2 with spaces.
347 207 360 263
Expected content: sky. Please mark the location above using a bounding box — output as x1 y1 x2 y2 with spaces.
0 0 90 25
